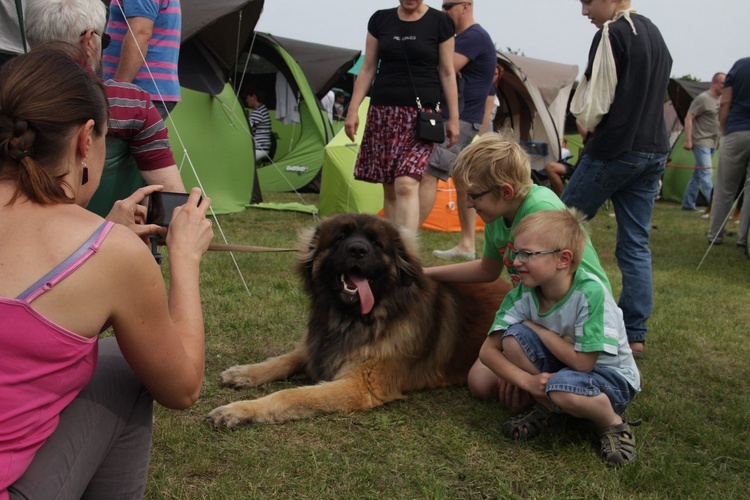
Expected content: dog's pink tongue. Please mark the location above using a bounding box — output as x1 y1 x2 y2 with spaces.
350 274 374 314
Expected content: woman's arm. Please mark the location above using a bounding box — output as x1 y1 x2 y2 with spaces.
345 33 379 142
109 188 214 409
437 36 459 147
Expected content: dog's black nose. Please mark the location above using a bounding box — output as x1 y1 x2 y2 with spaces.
347 241 369 259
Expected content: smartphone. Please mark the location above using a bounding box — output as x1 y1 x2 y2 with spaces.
146 191 193 228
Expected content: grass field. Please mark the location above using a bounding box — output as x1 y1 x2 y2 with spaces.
146 195 749 499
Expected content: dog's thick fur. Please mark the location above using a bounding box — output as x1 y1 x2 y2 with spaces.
208 214 510 427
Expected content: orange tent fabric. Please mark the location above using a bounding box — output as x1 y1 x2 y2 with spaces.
422 179 484 232
376 179 484 232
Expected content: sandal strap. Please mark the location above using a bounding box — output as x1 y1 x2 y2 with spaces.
599 420 638 466
502 404 566 441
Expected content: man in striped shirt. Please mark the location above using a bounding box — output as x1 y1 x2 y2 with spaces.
103 0 182 120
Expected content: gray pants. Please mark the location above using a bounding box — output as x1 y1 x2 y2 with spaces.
425 120 480 180
707 130 750 246
9 338 154 500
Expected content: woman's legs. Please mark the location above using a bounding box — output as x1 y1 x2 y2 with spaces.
385 176 421 231
9 337 154 500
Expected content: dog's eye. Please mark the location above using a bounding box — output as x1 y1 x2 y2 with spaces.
335 227 352 241
368 236 382 248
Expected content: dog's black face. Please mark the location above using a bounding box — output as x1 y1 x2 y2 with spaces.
297 214 422 316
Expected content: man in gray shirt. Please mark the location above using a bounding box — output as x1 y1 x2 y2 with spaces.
681 72 725 211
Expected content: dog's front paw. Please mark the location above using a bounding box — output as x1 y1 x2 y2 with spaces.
207 402 254 428
219 364 261 388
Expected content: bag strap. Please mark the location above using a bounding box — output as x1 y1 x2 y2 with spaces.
399 25 440 112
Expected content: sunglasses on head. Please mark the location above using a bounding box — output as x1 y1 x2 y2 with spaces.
442 2 471 11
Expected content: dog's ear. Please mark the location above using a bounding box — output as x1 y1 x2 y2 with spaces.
394 226 423 286
295 226 319 287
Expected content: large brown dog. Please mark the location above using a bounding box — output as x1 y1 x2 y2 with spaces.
208 214 510 427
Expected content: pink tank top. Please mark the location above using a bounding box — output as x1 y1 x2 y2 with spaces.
0 221 114 495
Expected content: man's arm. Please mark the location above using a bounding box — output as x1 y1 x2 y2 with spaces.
719 87 733 134
479 94 495 136
141 165 185 193
114 16 154 82
453 52 470 74
683 113 695 149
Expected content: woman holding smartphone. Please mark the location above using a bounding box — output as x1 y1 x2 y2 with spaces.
0 45 213 498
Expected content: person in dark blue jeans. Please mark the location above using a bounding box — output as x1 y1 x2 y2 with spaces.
562 0 672 357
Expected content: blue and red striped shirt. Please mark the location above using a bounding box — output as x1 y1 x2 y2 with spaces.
103 0 182 103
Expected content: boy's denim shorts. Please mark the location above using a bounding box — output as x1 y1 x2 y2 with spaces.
502 323 637 415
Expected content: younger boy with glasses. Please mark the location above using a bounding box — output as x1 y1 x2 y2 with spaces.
425 133 612 413
478 208 641 466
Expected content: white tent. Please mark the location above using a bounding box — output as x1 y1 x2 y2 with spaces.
492 52 579 172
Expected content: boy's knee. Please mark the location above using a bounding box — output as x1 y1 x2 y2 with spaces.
548 390 577 411
500 335 528 365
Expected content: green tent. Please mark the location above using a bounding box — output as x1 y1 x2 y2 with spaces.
243 33 360 195
168 0 265 214
170 85 254 214
319 98 383 216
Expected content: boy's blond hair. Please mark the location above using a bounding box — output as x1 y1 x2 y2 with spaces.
452 132 534 199
513 208 589 273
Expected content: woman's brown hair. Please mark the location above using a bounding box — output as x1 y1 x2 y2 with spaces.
0 42 108 204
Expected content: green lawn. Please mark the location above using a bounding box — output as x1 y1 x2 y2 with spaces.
146 196 750 499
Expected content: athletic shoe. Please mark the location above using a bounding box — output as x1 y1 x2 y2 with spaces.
432 246 476 260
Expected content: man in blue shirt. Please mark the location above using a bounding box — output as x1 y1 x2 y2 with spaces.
420 1 496 261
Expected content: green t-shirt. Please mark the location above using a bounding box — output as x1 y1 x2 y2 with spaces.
482 185 611 291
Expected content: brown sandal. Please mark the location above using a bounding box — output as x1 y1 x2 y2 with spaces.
502 403 567 441
599 419 641 466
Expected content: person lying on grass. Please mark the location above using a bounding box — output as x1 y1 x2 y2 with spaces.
478 208 641 466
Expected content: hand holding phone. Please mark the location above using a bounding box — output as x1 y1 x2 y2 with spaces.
162 188 213 259
147 191 195 228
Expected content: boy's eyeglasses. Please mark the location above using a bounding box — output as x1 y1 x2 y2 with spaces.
508 248 561 263
466 187 496 201
442 2 472 11
80 29 111 50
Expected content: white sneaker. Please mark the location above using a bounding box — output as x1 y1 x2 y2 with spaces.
432 246 476 260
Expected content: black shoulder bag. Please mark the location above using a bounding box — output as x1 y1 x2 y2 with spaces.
401 34 445 143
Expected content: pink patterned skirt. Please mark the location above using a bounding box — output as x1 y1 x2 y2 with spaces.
354 105 436 184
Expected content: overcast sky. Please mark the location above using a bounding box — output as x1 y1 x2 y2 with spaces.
256 0 750 82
